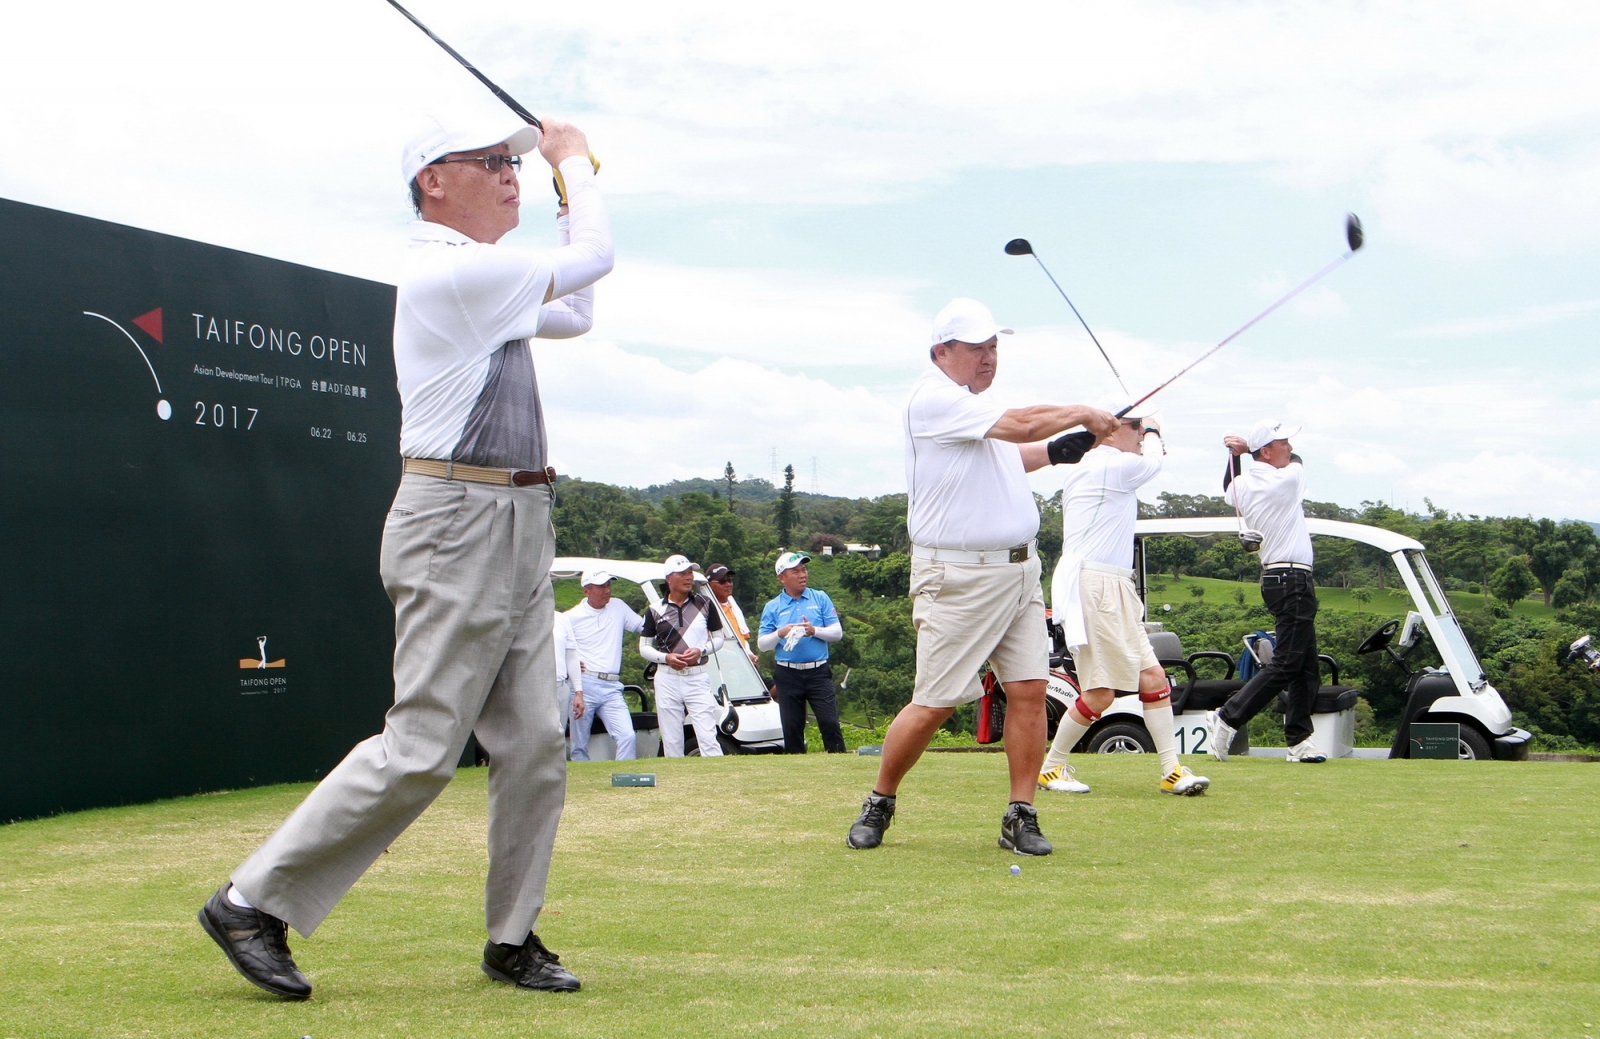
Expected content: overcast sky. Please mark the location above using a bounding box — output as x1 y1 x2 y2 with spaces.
5 1 1598 517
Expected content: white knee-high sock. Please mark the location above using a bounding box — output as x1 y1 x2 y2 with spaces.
1043 706 1092 769
1144 700 1179 775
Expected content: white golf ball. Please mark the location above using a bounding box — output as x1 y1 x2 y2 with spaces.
1010 864 1021 875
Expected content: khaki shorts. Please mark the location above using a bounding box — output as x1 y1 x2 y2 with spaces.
910 554 1049 708
1073 567 1159 691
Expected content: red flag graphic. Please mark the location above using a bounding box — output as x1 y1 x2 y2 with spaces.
132 307 163 343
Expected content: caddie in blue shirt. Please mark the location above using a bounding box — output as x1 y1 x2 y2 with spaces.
758 552 847 753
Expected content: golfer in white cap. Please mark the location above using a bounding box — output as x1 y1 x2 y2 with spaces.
201 110 612 998
1205 420 1328 764
567 568 645 762
640 555 727 757
1041 403 1210 797
846 298 1117 855
758 551 847 753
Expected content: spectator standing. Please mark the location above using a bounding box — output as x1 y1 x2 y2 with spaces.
640 555 727 756
707 564 759 665
759 552 847 754
553 610 584 742
566 569 644 761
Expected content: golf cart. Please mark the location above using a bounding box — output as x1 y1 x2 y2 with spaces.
980 518 1530 761
551 557 785 758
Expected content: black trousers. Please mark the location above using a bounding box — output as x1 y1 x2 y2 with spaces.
774 663 846 754
1219 569 1320 747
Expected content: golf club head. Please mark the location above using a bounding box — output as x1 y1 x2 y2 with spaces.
1004 238 1034 256
1346 213 1364 252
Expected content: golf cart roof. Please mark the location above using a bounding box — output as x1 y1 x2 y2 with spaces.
1135 517 1425 554
550 557 673 585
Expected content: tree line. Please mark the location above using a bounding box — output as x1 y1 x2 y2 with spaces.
551 468 1600 749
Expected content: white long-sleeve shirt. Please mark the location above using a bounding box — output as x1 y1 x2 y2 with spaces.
393 155 613 465
1051 435 1162 650
1224 455 1313 566
553 610 583 691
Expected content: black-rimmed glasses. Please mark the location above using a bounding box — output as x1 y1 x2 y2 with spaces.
430 154 522 174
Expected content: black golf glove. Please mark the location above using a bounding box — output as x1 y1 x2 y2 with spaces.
1047 430 1096 465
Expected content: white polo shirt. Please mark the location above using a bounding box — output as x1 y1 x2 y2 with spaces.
904 365 1039 551
565 598 644 675
1225 457 1313 566
1061 438 1163 569
393 156 611 465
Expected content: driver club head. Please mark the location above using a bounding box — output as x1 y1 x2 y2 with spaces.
1345 213 1364 252
1004 238 1034 256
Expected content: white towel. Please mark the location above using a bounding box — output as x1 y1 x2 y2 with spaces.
1051 550 1089 652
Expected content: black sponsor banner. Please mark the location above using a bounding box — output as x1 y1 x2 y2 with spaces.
0 197 401 821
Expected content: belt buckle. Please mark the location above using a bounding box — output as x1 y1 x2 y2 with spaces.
1008 545 1028 563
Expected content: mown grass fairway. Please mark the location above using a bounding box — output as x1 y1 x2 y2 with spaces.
2 756 1596 1038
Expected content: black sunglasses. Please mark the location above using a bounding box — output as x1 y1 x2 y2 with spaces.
431 153 522 173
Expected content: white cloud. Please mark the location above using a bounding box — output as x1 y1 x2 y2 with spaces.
1399 298 1600 339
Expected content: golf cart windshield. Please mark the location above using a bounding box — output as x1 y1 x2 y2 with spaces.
1404 549 1488 689
706 642 771 703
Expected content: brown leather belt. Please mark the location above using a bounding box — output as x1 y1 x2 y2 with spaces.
403 457 557 487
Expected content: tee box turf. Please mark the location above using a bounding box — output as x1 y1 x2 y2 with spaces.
611 773 657 787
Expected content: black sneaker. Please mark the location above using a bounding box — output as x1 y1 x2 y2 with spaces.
998 802 1053 856
482 933 581 992
197 885 312 1000
846 793 896 849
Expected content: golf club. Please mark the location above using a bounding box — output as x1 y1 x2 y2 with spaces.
1004 238 1129 396
1047 214 1364 464
383 0 600 203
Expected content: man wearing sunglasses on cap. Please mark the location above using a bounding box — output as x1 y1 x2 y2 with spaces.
706 565 758 665
199 111 611 1001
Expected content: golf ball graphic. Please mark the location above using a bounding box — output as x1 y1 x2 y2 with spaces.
156 399 171 420
1010 865 1021 875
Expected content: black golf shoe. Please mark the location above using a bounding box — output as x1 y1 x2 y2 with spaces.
846 793 896 849
998 802 1053 856
482 933 581 992
197 885 312 1000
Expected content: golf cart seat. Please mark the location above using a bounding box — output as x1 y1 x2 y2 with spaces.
1240 633 1362 715
1146 631 1246 712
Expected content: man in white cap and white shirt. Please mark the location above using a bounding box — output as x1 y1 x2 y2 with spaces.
201 112 610 998
640 555 727 757
1205 420 1328 764
1040 403 1210 797
567 569 645 762
846 298 1117 855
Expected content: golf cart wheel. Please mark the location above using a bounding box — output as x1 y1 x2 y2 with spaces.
1457 726 1492 761
1087 722 1154 754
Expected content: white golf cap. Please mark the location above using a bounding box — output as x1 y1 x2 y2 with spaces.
400 113 541 185
1246 419 1301 452
775 551 811 575
579 568 615 588
931 298 1014 347
663 554 696 575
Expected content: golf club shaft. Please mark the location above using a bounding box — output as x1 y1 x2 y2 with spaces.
1119 250 1353 417
383 0 600 200
1026 253 1129 396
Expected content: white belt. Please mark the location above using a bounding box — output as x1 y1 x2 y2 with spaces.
1263 562 1313 572
778 660 828 671
1081 560 1135 579
585 670 622 682
911 539 1035 565
661 664 707 674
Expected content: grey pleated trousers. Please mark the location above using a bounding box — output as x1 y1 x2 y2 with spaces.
232 473 565 945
